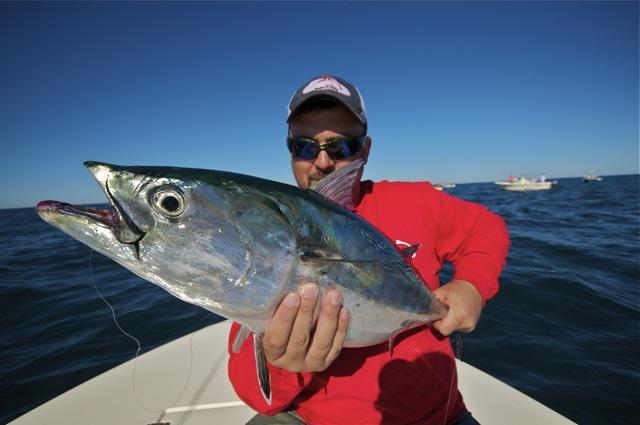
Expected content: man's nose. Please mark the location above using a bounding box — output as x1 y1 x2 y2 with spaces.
313 150 335 171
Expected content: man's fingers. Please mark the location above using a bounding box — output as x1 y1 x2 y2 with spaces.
432 280 482 336
284 283 319 357
432 287 453 336
433 308 477 336
433 314 456 336
306 290 342 368
263 292 300 360
263 283 349 373
324 307 349 368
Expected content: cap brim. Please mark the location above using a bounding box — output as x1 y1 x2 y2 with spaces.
287 92 366 125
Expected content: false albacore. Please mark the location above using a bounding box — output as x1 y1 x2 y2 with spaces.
36 160 447 404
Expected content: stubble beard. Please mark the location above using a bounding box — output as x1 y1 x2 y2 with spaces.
307 170 334 190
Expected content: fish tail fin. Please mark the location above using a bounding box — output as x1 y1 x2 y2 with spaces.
253 332 272 405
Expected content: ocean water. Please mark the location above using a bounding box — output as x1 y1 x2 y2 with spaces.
1 174 638 424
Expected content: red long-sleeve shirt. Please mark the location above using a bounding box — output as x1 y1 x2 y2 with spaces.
228 180 510 424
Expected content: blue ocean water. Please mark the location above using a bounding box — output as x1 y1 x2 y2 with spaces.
1 175 638 424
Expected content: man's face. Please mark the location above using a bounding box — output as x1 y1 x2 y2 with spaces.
288 104 370 189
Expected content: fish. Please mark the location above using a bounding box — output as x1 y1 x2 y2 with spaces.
36 160 448 404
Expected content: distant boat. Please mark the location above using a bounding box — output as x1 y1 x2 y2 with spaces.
495 176 556 192
434 182 456 191
583 171 602 182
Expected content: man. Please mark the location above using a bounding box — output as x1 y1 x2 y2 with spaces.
228 75 510 424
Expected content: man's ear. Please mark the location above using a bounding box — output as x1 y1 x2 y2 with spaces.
361 136 372 164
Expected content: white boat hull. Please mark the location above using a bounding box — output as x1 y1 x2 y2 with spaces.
10 321 576 425
495 181 554 191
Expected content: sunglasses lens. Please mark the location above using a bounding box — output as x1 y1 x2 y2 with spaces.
291 139 319 160
288 137 364 160
326 139 362 160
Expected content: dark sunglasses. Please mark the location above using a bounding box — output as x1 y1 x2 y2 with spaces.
287 135 366 161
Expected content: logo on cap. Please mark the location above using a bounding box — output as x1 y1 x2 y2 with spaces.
302 77 351 97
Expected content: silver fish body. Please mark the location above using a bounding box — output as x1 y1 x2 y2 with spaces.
37 162 446 347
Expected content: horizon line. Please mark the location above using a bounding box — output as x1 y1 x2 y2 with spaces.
3 173 638 211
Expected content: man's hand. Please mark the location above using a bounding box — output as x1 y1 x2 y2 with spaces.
262 283 350 373
432 280 483 336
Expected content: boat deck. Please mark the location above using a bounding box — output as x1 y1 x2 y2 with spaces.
11 321 576 425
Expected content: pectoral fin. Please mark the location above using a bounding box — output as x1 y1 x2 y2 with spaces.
299 248 392 264
253 332 272 405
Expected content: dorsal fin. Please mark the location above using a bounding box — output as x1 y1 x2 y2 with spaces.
312 159 365 209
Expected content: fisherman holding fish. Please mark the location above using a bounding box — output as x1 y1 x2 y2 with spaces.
37 74 509 425
228 76 510 424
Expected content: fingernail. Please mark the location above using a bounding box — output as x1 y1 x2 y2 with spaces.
301 283 317 299
340 308 349 320
329 291 341 306
285 293 299 307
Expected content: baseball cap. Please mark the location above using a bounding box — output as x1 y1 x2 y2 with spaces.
286 75 367 129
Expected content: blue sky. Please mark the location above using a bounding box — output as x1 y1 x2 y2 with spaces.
1 1 638 209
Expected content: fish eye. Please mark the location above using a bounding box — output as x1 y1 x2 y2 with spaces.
152 187 185 217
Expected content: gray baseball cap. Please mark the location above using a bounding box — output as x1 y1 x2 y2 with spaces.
286 75 367 129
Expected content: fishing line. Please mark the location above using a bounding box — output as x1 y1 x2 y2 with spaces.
89 250 142 355
89 249 194 414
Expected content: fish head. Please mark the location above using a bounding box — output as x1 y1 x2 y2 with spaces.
35 161 150 266
37 162 296 324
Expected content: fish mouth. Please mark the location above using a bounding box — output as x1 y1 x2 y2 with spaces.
37 199 144 259
36 200 118 228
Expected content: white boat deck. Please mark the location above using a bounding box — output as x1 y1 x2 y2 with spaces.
11 321 576 425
